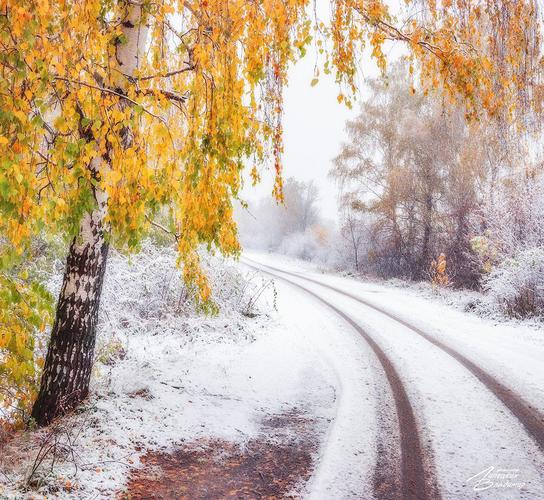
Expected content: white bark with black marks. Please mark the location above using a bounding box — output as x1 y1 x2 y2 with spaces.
32 4 149 426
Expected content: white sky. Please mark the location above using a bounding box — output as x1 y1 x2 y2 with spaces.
240 2 406 225
241 54 357 223
283 54 358 221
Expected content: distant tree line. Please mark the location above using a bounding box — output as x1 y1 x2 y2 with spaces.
331 63 544 316
236 178 327 261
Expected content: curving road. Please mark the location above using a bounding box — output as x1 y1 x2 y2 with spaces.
242 255 544 500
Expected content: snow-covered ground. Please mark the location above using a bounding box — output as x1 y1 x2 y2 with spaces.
0 244 373 498
244 250 544 411
1 245 543 498
243 250 544 499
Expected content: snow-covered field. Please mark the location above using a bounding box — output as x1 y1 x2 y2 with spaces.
1 245 543 498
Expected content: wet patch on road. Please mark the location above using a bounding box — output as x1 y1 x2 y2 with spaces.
121 408 321 499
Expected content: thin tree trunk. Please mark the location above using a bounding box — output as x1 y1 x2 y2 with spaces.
350 218 359 272
419 193 433 279
31 3 148 426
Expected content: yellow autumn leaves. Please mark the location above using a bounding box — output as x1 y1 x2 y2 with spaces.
0 0 315 418
0 271 53 416
0 0 539 421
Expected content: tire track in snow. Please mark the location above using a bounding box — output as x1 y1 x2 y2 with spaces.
243 261 439 500
243 257 544 456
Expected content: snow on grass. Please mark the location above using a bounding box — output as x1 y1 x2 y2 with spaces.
0 242 336 498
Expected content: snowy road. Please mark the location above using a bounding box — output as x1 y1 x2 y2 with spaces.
241 253 544 500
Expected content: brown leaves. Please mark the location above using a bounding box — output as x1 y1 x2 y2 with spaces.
430 254 450 288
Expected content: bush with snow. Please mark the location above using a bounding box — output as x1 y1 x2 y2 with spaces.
38 239 275 373
483 247 544 318
95 241 272 343
0 240 280 498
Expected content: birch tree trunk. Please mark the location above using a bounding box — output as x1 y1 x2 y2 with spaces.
31 173 109 425
31 4 149 426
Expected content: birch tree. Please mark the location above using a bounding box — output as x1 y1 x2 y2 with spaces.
30 3 150 426
0 0 539 426
1 0 314 425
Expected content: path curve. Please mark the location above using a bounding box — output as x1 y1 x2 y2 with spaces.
244 261 440 500
243 257 544 455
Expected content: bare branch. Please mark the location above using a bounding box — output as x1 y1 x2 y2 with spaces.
145 215 179 241
133 65 196 81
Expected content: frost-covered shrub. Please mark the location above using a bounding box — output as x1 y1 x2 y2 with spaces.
98 241 258 324
480 177 544 258
40 239 273 363
279 230 321 261
484 247 544 318
473 173 544 317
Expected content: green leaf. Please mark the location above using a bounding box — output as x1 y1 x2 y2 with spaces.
0 175 9 198
65 142 80 160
